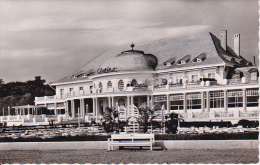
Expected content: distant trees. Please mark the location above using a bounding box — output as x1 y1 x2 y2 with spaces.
0 76 55 115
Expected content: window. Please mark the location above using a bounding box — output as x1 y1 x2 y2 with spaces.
69 88 74 96
154 95 167 102
187 93 201 109
228 90 243 107
90 86 93 93
99 82 103 93
210 91 224 108
60 89 64 98
118 98 125 106
170 94 184 110
79 87 84 95
162 79 167 85
247 88 259 107
118 80 124 91
191 75 198 83
208 73 215 78
107 81 112 89
251 72 257 81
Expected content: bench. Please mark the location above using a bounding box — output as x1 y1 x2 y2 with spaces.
108 134 155 151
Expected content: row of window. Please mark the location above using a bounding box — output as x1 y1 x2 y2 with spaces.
155 89 259 109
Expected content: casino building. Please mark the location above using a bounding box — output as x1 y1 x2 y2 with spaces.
34 30 259 124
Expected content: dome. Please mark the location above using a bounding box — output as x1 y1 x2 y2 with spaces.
99 48 158 72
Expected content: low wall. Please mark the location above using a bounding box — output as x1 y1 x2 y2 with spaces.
0 140 258 150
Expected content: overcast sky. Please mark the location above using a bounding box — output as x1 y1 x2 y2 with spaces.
0 0 258 83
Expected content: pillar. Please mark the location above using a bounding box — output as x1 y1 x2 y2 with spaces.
243 88 247 111
206 91 210 112
183 93 187 113
166 94 170 113
147 95 150 107
127 96 130 108
108 97 111 108
151 95 154 107
130 96 134 108
92 98 96 116
80 99 85 117
54 102 57 116
65 101 69 118
111 97 114 107
71 99 75 118
201 92 205 112
224 90 228 111
95 98 98 121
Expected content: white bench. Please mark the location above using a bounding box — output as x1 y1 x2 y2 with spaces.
108 134 155 151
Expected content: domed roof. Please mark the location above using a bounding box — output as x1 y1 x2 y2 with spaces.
99 47 158 72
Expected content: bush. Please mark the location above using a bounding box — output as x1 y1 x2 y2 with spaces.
155 132 259 140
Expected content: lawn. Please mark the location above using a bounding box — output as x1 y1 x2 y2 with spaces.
0 149 258 164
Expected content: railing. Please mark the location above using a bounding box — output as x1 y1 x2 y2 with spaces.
192 112 209 118
215 111 234 118
239 111 259 117
36 96 57 101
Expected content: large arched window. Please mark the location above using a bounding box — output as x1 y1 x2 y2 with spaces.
118 98 125 106
107 81 112 89
118 80 124 91
99 82 103 93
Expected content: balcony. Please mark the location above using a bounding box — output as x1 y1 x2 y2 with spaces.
228 77 259 85
35 96 57 101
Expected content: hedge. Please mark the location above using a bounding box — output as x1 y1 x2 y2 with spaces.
0 132 258 142
155 132 259 140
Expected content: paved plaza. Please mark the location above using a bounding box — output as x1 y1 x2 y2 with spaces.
0 148 258 164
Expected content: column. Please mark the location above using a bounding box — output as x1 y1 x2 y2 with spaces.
242 88 247 111
108 97 111 108
130 96 134 108
127 96 130 108
224 90 228 111
54 102 57 116
111 97 114 107
147 95 150 107
80 99 85 117
71 99 75 118
95 98 98 121
92 98 96 116
166 94 170 113
206 91 210 112
183 93 187 113
201 92 205 112
65 101 69 118
151 95 154 108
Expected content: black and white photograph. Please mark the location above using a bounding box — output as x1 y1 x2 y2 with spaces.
0 0 259 164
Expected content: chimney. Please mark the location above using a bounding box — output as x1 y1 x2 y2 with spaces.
234 33 240 56
220 30 227 51
253 56 256 66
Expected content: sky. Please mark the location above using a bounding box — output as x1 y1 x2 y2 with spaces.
0 0 258 83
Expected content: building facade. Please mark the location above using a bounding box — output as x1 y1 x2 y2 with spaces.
34 31 259 124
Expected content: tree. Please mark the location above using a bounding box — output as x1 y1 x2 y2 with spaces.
165 112 184 134
102 107 126 133
138 105 159 133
